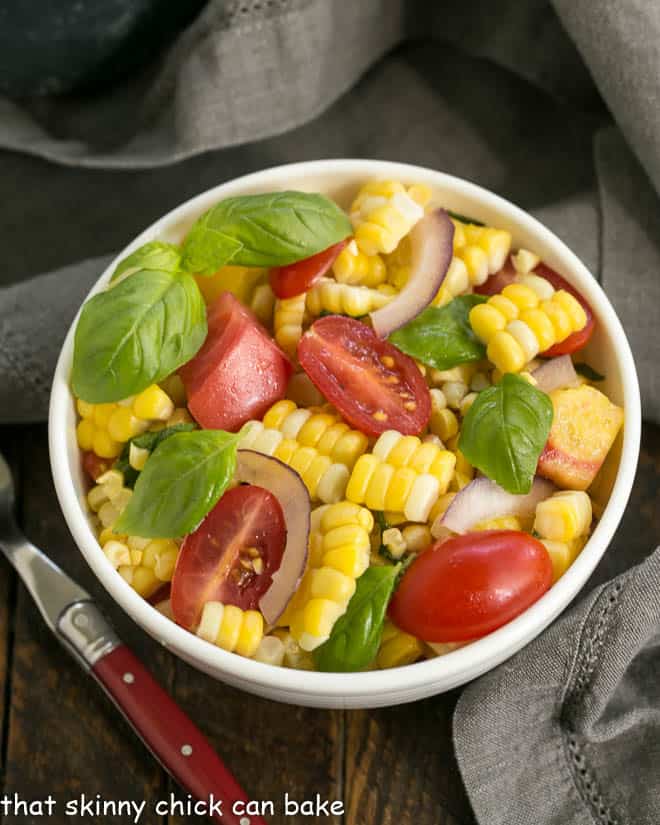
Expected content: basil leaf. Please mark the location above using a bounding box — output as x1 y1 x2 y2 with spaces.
446 210 485 227
72 269 207 403
389 295 487 370
114 423 196 488
313 565 401 673
181 191 352 275
574 362 605 382
459 373 554 494
110 241 181 282
114 430 240 538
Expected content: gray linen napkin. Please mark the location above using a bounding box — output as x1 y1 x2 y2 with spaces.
1 2 659 823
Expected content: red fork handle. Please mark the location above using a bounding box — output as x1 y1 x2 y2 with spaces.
92 645 267 825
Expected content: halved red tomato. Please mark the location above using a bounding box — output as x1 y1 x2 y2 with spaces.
82 451 112 482
535 263 595 356
171 485 287 630
180 291 292 431
297 316 431 436
269 239 349 299
389 530 552 642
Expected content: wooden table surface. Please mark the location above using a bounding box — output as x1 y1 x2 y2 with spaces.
0 421 656 825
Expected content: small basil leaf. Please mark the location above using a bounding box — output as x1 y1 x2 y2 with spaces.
72 269 207 403
313 565 401 673
459 373 554 494
446 210 485 227
574 363 605 382
181 191 352 275
110 241 181 282
114 430 240 538
389 295 487 370
114 423 196 488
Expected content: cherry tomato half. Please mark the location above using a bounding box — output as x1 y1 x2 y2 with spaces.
269 239 349 299
389 530 552 642
171 485 287 630
82 451 112 482
535 263 595 356
297 315 431 436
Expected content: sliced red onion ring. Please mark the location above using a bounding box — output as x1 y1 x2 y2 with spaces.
370 208 454 338
532 355 579 394
434 476 555 536
235 450 310 625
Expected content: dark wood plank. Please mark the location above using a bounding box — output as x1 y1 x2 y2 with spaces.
2 424 173 822
0 427 19 777
167 668 344 825
344 694 476 825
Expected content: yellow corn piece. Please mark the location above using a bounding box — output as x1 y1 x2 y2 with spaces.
534 491 592 542
333 240 387 287
469 277 587 374
282 501 373 651
196 602 264 658
348 433 455 523
132 385 174 421
349 180 426 255
239 420 349 503
194 265 265 306
274 293 306 357
306 278 395 317
541 536 587 583
258 400 368 469
250 283 276 326
377 621 424 669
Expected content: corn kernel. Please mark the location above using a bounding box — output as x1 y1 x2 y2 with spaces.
487 331 527 374
133 385 174 421
92 431 123 459
430 407 459 442
76 418 96 451
93 403 116 428
76 398 95 419
501 283 540 311
108 406 149 442
401 524 431 553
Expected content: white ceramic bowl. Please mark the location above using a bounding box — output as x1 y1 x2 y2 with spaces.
49 160 641 709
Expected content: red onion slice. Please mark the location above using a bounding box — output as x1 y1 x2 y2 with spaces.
370 208 454 338
235 450 310 625
532 355 579 394
434 476 555 536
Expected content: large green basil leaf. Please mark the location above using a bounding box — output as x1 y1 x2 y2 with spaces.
459 373 554 494
110 241 181 283
114 430 240 538
389 295 487 370
72 269 207 403
114 423 196 488
313 564 401 673
181 191 352 275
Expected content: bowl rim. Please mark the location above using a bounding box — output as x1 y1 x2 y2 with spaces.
49 159 641 700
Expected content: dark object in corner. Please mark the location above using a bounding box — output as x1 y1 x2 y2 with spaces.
0 0 208 97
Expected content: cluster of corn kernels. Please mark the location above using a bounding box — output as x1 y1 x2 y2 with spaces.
428 363 490 424
377 620 425 668
279 502 373 651
305 278 396 318
250 282 277 326
273 293 307 357
349 181 431 256
88 469 179 598
378 523 432 561
333 239 387 287
347 431 455 522
469 279 587 373
533 491 592 581
76 384 176 459
196 601 264 658
385 218 511 307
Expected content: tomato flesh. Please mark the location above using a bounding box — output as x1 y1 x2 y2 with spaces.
535 263 595 356
297 315 431 436
180 291 292 431
171 485 287 630
389 530 552 642
269 239 349 299
82 451 112 482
